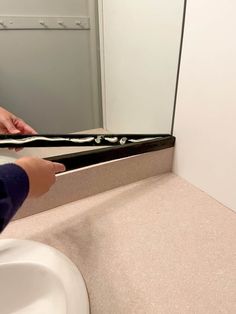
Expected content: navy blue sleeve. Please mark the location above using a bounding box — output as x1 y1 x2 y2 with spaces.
0 163 29 232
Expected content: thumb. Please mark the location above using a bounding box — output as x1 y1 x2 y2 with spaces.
4 119 20 134
52 162 66 174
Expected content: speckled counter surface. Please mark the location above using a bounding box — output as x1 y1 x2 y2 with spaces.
1 173 236 314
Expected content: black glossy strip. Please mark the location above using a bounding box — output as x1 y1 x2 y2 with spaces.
0 134 171 147
45 136 175 171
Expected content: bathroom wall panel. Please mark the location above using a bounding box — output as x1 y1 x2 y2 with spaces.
173 0 236 211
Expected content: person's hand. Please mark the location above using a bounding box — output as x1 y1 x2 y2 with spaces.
0 107 37 135
15 157 66 198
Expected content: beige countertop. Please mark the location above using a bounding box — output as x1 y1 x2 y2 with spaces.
1 173 236 314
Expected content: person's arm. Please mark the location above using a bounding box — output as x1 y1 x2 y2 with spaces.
0 163 29 232
0 157 65 232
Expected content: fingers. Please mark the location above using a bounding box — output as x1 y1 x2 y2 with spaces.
22 123 37 135
52 162 66 174
6 119 37 150
0 110 37 135
15 157 66 198
23 127 37 135
15 147 23 152
3 119 21 134
15 119 37 135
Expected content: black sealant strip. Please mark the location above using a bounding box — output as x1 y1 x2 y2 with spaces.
45 135 175 171
0 134 175 171
0 134 171 147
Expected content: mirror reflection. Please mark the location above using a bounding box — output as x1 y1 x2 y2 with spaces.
0 0 184 160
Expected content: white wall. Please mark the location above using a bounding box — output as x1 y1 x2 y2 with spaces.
99 0 184 133
173 0 236 211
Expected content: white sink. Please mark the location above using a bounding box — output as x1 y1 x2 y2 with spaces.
0 239 89 314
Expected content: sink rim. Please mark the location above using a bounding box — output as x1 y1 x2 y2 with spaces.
0 238 90 314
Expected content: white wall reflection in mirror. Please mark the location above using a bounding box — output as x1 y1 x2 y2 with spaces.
0 0 184 161
99 0 184 133
0 0 185 133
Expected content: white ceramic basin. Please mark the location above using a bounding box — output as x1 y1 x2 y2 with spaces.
0 239 89 314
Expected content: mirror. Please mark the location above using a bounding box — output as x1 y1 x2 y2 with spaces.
0 0 185 161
